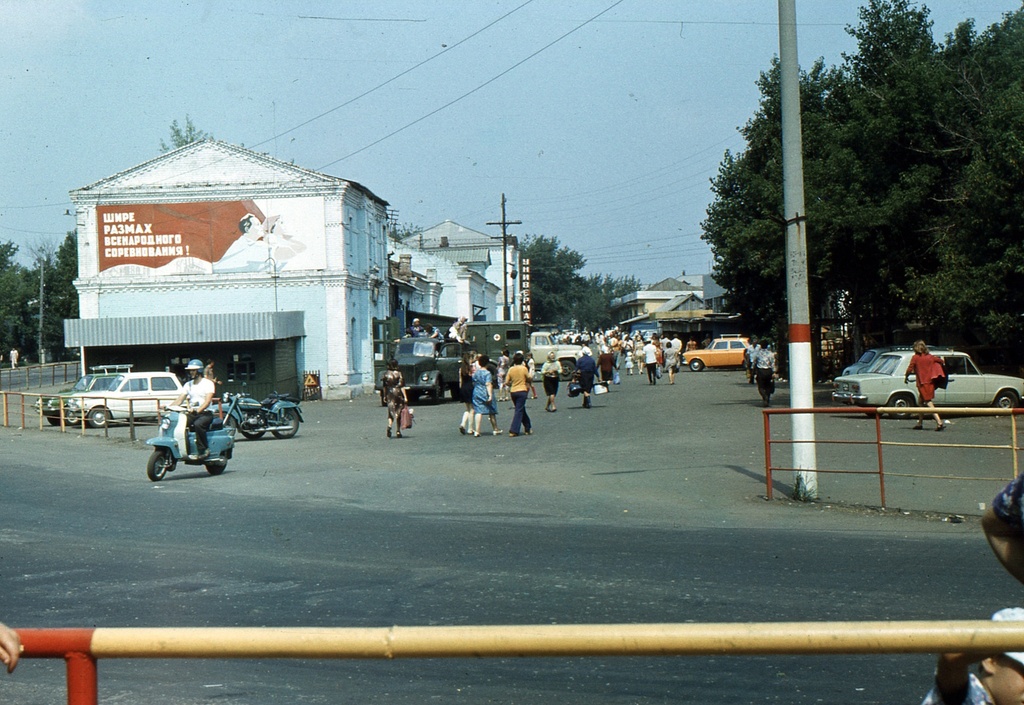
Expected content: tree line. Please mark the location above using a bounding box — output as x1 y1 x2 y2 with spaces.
702 0 1024 359
0 234 79 364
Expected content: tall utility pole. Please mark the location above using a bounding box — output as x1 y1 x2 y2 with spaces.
778 0 818 499
486 194 522 321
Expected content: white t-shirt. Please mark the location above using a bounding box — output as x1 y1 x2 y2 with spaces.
643 342 658 364
185 377 216 410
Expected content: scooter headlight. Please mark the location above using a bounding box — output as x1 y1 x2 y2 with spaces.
160 417 172 431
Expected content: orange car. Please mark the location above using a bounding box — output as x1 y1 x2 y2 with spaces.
683 336 750 371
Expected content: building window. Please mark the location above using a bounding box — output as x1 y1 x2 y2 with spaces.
227 353 256 382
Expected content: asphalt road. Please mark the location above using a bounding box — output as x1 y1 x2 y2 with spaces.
2 369 1021 703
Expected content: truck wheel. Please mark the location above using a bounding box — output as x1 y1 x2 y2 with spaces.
429 378 444 404
558 360 576 381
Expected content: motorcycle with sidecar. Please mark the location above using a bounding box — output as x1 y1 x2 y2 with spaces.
222 389 303 440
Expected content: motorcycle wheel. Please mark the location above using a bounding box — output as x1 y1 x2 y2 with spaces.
146 449 175 482
271 408 300 439
205 461 226 476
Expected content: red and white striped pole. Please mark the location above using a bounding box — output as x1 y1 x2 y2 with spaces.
778 0 818 499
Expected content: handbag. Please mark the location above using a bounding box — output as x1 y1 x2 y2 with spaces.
593 383 609 395
933 373 948 390
567 382 582 398
400 406 414 429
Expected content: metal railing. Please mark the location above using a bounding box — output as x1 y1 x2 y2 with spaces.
0 361 79 391
17 621 1024 705
764 406 1023 506
1 391 182 442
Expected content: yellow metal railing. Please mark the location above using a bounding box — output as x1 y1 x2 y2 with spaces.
19 621 1024 704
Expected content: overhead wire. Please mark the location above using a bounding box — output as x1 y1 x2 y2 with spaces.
317 0 628 170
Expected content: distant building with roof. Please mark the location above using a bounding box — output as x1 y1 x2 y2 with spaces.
402 220 522 321
610 272 741 339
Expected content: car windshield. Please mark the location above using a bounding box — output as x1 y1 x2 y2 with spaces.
856 351 878 364
397 340 436 358
71 375 95 392
90 376 122 392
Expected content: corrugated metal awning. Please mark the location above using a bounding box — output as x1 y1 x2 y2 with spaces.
64 311 305 347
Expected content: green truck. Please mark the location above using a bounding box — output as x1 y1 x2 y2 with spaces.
374 323 585 404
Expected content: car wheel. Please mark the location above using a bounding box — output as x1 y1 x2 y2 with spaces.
689 359 705 372
994 389 1020 410
45 416 61 426
87 407 111 429
887 392 916 419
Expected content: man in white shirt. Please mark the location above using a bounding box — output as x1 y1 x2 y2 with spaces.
642 338 659 385
171 358 216 459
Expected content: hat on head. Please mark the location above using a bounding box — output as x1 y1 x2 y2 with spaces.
993 608 1024 666
186 359 204 370
581 346 592 356
547 351 557 361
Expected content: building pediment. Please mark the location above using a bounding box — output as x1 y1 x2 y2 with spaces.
70 140 382 200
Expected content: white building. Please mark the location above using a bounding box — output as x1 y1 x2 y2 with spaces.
404 220 521 321
64 140 391 400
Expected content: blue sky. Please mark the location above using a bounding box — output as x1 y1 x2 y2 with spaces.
0 0 1018 283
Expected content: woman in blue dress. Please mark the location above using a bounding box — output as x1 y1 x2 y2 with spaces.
471 354 500 437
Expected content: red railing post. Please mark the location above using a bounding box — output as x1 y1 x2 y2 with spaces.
18 628 97 705
763 410 774 500
874 410 886 508
66 651 98 705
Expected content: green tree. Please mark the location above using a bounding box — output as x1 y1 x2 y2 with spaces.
160 115 212 152
703 0 969 349
906 9 1024 344
574 274 642 331
0 241 33 359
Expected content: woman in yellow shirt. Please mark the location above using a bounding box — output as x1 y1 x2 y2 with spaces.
504 351 534 437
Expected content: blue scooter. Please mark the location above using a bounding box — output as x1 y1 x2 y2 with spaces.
145 395 239 481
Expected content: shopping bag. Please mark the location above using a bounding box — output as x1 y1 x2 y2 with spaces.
593 383 609 395
612 371 621 385
400 406 414 429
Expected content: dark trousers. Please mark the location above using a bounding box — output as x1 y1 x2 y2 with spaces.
190 410 214 452
509 391 531 434
646 363 658 384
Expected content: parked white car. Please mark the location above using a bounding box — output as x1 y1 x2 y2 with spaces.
63 370 184 428
832 349 1024 412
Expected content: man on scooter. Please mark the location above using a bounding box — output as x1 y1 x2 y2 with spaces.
170 358 216 460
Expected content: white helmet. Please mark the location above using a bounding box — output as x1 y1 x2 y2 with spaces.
186 359 204 370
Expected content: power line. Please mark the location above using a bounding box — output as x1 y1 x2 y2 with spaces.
318 0 628 170
248 1 537 153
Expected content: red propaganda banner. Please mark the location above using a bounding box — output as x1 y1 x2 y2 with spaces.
97 200 264 272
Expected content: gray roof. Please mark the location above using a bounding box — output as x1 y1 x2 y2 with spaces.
64 311 305 347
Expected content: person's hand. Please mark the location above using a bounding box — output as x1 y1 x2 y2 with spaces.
0 623 21 673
